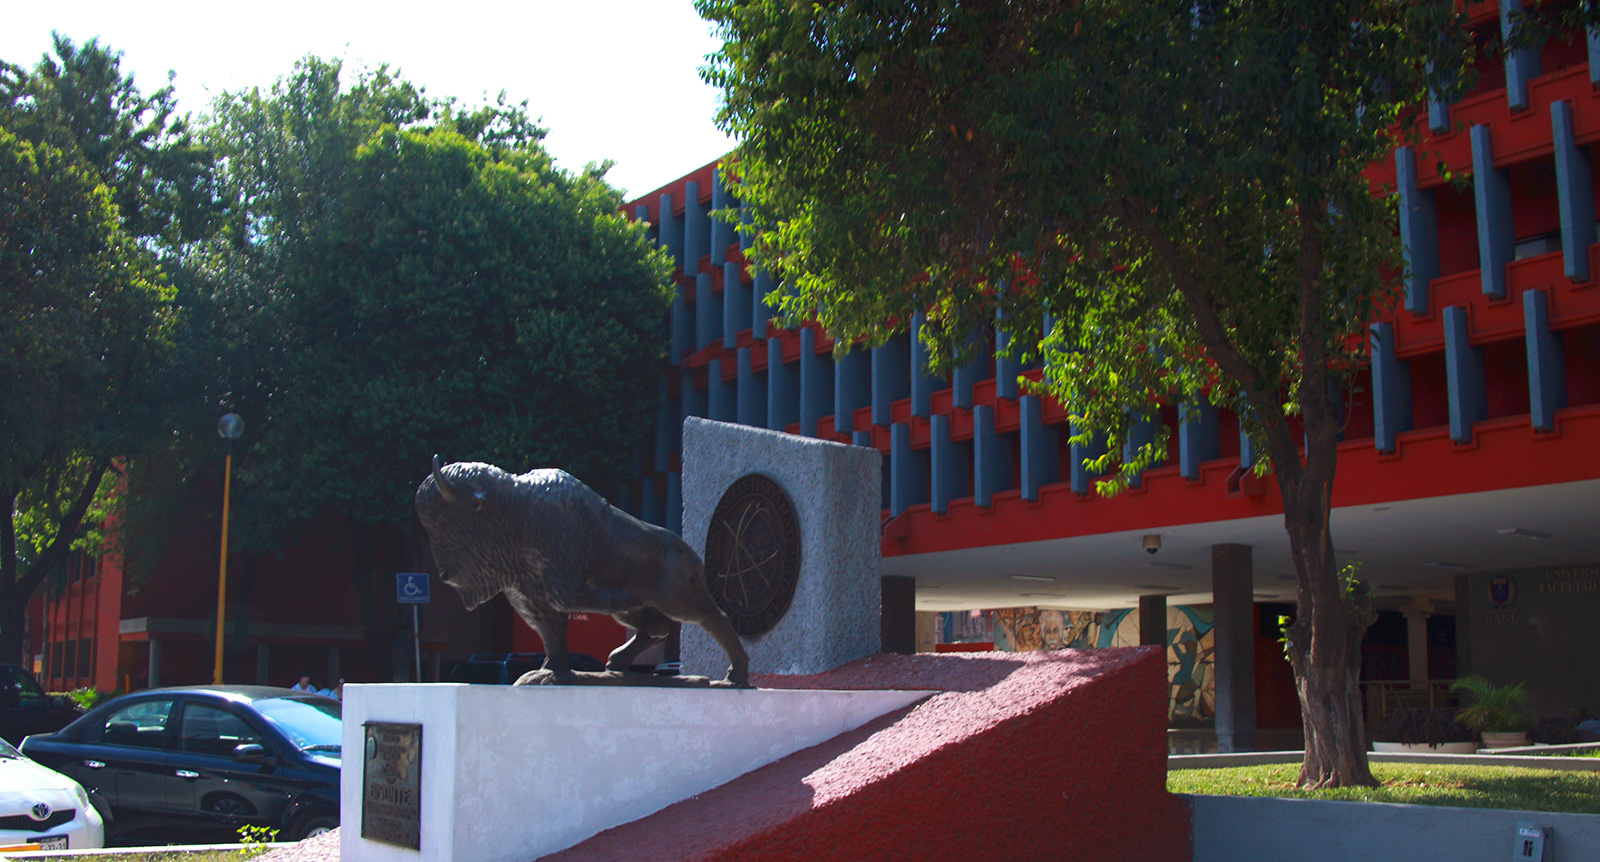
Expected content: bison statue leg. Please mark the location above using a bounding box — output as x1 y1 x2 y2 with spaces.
505 592 578 683
606 607 673 673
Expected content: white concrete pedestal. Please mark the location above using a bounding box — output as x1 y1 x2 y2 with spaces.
340 683 929 862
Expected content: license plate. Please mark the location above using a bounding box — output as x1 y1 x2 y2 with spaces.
38 835 67 850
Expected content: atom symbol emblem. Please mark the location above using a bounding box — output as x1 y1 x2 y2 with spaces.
704 474 801 637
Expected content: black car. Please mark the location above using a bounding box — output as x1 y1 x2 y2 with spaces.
448 652 606 684
19 686 340 843
0 663 81 745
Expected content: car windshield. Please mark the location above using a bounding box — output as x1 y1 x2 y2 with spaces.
252 696 341 754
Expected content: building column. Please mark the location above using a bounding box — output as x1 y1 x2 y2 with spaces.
328 646 341 686
881 576 916 655
1403 600 1432 690
1454 573 1474 678
1212 543 1256 753
1140 594 1168 648
148 638 162 690
256 643 269 685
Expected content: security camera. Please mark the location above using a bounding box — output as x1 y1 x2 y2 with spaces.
1143 534 1161 555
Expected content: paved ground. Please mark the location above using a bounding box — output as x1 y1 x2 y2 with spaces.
255 829 340 862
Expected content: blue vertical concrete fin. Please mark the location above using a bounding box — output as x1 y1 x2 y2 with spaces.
669 291 693 361
1471 124 1513 300
1396 147 1440 315
1428 86 1451 135
890 422 928 517
694 274 718 351
666 472 683 535
1179 399 1221 481
1524 289 1567 432
752 271 777 335
910 312 943 418
872 334 911 426
653 380 675 473
1369 322 1413 453
723 261 751 347
1019 395 1061 502
973 404 1013 508
1552 100 1596 282
798 327 834 437
707 358 735 423
994 324 1021 400
680 367 707 422
1591 26 1600 87
683 180 708 273
951 328 988 410
736 346 767 427
641 475 663 527
709 167 732 266
766 337 798 431
930 413 963 515
834 348 871 434
1500 0 1542 112
658 193 682 272
1121 415 1159 488
1069 423 1107 496
1442 305 1487 443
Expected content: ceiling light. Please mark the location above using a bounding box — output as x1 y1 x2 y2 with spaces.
1021 593 1066 599
1497 528 1552 540
1145 561 1193 570
1427 561 1469 570
1135 584 1180 592
1007 574 1057 582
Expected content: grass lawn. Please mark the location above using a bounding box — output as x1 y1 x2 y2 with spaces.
1168 762 1600 815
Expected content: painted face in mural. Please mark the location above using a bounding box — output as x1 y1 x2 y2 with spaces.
1039 610 1067 650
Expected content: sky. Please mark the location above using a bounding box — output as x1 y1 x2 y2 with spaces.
0 0 736 199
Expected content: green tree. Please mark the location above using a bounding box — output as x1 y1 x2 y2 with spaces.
199 60 672 678
0 126 175 662
698 0 1471 787
0 35 205 664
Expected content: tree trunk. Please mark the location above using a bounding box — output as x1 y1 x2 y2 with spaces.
0 595 25 668
1276 419 1379 789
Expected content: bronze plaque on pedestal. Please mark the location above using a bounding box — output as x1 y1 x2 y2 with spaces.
361 722 422 850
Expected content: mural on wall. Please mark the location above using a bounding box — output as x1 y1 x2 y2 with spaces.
990 608 1138 651
1166 605 1216 725
939 609 994 644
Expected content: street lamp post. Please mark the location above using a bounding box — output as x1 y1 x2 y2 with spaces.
214 413 244 684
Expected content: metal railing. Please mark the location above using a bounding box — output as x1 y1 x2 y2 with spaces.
1361 679 1460 726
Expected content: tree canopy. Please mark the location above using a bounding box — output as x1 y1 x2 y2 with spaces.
699 0 1472 786
180 59 673 676
0 36 188 662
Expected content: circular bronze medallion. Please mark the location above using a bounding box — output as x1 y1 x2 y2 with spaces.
703 474 801 637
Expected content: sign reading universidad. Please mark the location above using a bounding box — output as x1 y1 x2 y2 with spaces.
362 721 422 850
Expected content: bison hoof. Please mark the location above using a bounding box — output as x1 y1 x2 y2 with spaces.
513 669 571 686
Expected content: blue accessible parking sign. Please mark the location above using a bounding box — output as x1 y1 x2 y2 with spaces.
396 572 430 604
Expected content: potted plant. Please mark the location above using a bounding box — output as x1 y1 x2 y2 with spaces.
1452 675 1531 748
1369 708 1477 753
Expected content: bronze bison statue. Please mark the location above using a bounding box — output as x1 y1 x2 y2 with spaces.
416 457 750 687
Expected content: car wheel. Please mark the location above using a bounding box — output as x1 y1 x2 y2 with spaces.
291 812 338 841
205 794 255 818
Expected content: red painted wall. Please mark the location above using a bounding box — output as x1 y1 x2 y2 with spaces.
550 649 1191 862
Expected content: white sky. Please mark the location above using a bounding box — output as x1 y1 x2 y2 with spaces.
0 0 735 199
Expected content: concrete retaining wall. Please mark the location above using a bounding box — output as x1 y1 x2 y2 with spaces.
1188 794 1600 861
